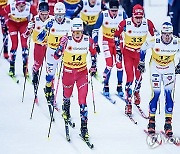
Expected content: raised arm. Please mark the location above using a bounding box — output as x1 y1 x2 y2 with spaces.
70 0 83 20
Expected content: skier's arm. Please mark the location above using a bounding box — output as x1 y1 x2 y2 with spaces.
0 4 10 16
123 10 128 20
89 37 97 76
147 19 155 36
37 18 54 42
30 5 38 16
175 39 180 74
92 12 103 44
71 0 83 19
140 38 155 62
101 1 108 11
54 34 69 60
114 20 126 54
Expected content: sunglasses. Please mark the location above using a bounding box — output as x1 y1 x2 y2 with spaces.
161 32 173 35
110 10 118 12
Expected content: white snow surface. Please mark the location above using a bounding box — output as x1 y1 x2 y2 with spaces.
0 0 180 154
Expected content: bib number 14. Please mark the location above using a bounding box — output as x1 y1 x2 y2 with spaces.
72 55 82 61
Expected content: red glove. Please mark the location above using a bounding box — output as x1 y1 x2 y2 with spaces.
59 35 68 49
54 35 68 60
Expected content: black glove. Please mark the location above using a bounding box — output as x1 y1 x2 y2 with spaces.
175 62 180 74
89 65 97 76
138 61 145 73
89 55 97 76
95 43 101 54
116 50 122 62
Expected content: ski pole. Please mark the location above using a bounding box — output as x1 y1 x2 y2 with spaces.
90 75 96 113
22 35 31 103
48 60 63 138
158 99 160 114
0 36 8 57
30 65 43 119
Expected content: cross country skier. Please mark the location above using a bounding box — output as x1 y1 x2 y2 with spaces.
0 0 8 59
71 0 107 37
0 0 37 78
92 0 127 97
114 4 155 115
37 2 71 106
138 22 180 137
26 2 51 90
54 17 97 145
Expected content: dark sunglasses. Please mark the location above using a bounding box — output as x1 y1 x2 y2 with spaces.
110 10 118 12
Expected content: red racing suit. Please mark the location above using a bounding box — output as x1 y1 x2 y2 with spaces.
115 17 155 103
62 35 96 105
0 2 37 72
0 0 8 58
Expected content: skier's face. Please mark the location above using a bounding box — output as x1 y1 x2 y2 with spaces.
109 9 118 17
55 13 65 23
72 31 83 41
161 32 173 43
39 11 49 22
89 0 96 5
16 3 26 12
133 16 143 26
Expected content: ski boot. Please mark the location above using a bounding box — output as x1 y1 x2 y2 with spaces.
103 84 109 97
117 84 124 97
80 121 89 141
44 83 54 105
148 116 155 135
9 63 15 77
134 91 140 105
125 104 132 115
164 117 173 137
62 98 71 121
125 84 132 115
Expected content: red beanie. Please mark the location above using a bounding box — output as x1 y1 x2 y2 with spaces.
16 0 26 5
133 4 144 17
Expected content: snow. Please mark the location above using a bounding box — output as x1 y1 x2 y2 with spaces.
0 0 180 154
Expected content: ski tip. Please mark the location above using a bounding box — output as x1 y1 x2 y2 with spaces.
47 137 51 141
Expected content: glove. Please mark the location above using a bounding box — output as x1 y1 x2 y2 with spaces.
45 19 54 30
22 29 31 38
54 46 63 60
95 43 100 54
59 35 68 48
54 35 68 60
89 65 97 76
27 21 35 30
116 50 122 62
175 62 180 74
138 61 145 73
89 55 97 76
114 36 120 47
37 29 47 42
